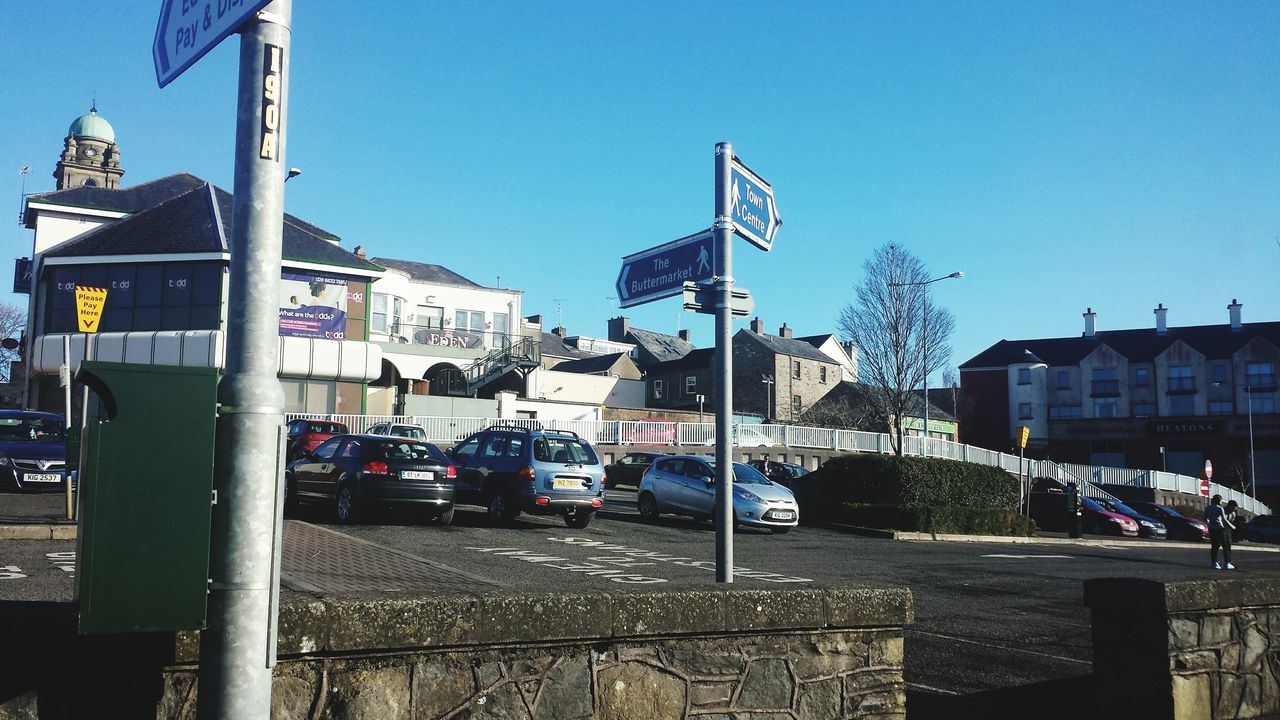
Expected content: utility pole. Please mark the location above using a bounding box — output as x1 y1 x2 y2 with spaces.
713 142 735 583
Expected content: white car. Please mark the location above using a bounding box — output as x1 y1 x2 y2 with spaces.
365 422 428 441
636 454 799 533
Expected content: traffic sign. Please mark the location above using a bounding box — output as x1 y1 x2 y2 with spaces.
616 229 715 309
729 158 781 251
1200 478 1211 498
682 282 754 318
153 0 273 88
75 285 108 333
1204 459 1213 479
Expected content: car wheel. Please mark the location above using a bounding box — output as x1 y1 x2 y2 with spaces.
565 510 593 529
488 493 518 526
335 483 356 523
771 526 792 535
637 492 660 523
434 505 455 527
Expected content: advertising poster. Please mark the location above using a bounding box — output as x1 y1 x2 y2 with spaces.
279 272 348 339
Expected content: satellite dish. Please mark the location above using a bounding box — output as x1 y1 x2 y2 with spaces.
1 338 19 350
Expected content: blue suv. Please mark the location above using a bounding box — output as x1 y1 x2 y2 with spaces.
448 424 605 528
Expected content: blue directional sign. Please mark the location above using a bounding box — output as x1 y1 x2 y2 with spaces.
729 158 781 251
153 0 273 88
616 229 716 308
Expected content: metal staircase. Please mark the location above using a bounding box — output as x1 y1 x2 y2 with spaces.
461 337 541 396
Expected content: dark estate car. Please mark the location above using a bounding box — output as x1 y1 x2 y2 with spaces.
604 452 663 488
1240 515 1280 544
286 419 349 462
1093 497 1168 539
285 434 456 524
0 410 67 493
1029 492 1139 537
1126 501 1209 542
747 459 809 488
448 425 605 528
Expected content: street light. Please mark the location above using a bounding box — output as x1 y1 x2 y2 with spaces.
697 393 706 423
1214 381 1259 500
889 271 963 456
761 375 775 421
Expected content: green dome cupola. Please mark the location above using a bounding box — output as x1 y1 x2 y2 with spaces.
68 103 116 144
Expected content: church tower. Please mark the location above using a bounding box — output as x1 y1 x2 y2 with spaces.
54 103 124 190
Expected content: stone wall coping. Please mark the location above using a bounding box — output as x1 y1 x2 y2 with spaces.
173 585 912 663
1083 576 1280 614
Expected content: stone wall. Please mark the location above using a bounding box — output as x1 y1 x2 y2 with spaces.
0 586 912 720
1085 577 1280 719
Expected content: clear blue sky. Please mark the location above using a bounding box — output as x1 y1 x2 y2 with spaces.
2 2 1277 381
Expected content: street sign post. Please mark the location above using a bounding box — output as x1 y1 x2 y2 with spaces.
153 0 273 88
729 158 781 251
1200 478 1211 498
615 229 715 308
682 282 754 317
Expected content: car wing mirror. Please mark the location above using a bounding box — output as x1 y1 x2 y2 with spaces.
699 476 714 487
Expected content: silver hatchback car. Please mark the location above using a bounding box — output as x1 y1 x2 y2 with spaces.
636 454 799 533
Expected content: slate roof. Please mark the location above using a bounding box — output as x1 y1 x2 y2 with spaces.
646 348 715 373
960 322 1280 369
740 330 837 364
540 332 591 360
627 327 696 363
25 173 206 219
552 353 630 375
40 177 381 273
371 258 483 288
827 381 955 422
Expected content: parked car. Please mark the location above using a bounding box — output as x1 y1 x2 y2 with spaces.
447 424 605 528
0 410 67 493
1092 498 1167 539
285 434 456 524
637 454 799 533
286 419 349 462
1125 501 1209 542
619 419 677 446
1240 515 1280 544
747 459 809 488
1080 497 1139 537
366 422 428 441
605 452 663 488
735 426 776 448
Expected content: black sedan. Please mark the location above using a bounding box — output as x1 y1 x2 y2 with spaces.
1093 497 1167 539
1241 515 1280 544
285 434 456 524
604 452 662 489
1126 501 1209 542
0 410 67 493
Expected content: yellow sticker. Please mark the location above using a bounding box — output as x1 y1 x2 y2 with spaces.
75 285 108 333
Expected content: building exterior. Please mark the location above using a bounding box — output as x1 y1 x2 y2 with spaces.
607 316 695 368
54 104 124 190
960 304 1279 497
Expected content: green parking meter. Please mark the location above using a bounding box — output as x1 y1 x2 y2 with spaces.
74 361 218 634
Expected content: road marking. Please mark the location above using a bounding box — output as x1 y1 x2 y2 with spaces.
47 551 75 574
981 554 1075 559
907 682 960 696
910 630 1091 666
547 536 812 583
0 565 27 580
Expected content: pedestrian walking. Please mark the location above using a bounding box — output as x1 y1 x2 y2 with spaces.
1223 500 1239 570
1205 495 1234 570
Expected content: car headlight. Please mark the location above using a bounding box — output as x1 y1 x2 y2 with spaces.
0 456 11 466
1139 520 1155 528
1108 517 1125 524
734 488 763 503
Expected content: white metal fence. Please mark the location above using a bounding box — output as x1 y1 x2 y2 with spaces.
287 414 1272 516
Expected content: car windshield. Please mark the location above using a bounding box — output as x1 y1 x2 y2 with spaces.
393 426 426 440
1081 497 1103 511
535 436 599 465
308 422 344 434
0 416 65 442
1101 499 1140 516
374 440 445 463
704 461 771 485
1155 505 1183 518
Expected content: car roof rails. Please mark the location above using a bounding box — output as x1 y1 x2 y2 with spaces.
484 422 543 433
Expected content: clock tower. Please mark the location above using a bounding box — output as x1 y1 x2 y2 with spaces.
54 102 124 190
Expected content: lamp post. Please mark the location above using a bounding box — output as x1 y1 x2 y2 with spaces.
889 271 963 456
697 393 706 423
761 375 775 421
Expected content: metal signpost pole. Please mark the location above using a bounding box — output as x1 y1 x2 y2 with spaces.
922 294 929 457
197 2 291 717
713 142 735 583
63 334 72 519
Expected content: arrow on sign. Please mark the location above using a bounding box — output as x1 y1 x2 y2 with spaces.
153 0 274 88
616 229 715 309
729 158 781 251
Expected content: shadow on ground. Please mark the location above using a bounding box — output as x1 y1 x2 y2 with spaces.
908 675 1094 720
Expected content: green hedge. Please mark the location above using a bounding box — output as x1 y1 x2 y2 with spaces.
831 503 1035 536
802 453 1020 510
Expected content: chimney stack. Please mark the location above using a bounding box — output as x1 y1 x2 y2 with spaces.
552 326 567 338
1083 308 1097 337
1229 299 1243 331
778 323 793 338
678 329 691 342
1154 303 1168 335
353 245 366 259
750 317 765 334
608 316 630 342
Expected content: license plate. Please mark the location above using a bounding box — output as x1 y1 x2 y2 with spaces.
553 477 582 489
24 473 62 484
771 511 795 520
400 470 434 481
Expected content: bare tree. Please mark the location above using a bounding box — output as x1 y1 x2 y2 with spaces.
0 304 23 384
800 383 882 431
837 243 956 456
